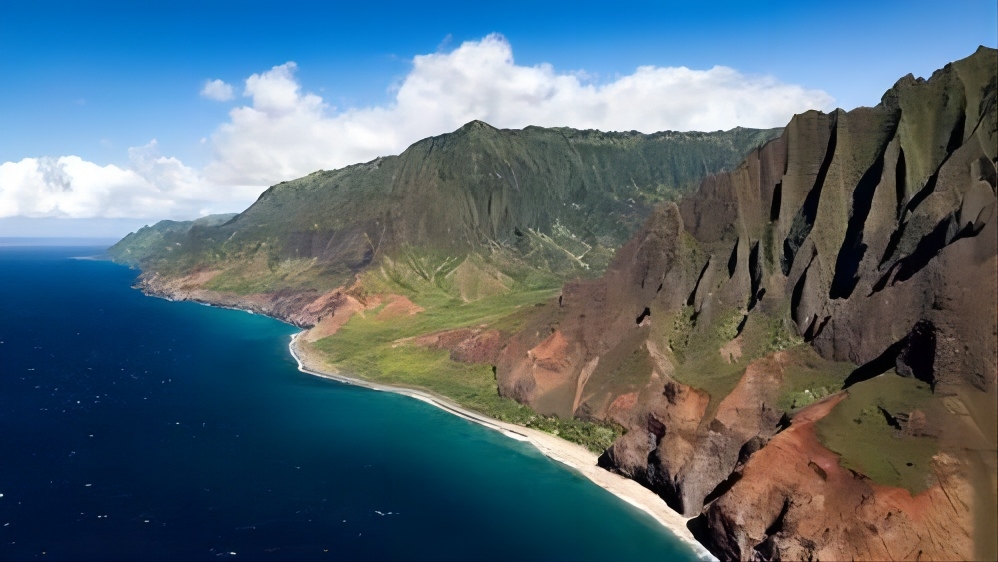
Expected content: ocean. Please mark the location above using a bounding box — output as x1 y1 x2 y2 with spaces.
0 246 699 561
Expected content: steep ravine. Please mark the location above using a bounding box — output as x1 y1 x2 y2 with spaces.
495 46 997 560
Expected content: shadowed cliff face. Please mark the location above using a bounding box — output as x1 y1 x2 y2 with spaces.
380 123 779 253
676 47 997 394
498 46 997 560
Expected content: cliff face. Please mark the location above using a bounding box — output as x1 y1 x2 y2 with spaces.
497 46 997 559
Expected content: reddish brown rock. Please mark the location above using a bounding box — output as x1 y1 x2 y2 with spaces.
374 295 424 320
694 395 975 561
497 202 693 418
450 329 502 364
501 47 997 559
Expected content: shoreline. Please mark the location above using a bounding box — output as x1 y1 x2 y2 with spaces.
133 280 714 559
288 332 716 561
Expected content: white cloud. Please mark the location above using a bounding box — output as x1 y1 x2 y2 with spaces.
200 79 234 101
0 141 258 220
205 33 834 186
2 33 835 226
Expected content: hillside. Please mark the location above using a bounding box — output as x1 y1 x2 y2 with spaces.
111 214 236 261
492 46 997 560
111 124 779 293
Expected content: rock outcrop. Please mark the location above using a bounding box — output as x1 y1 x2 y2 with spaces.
692 395 977 561
498 46 997 559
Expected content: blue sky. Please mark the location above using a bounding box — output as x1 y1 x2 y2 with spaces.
1 0 995 236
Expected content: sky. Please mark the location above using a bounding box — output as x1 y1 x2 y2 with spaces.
1 0 995 237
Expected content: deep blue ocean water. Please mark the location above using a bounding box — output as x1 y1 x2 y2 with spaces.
0 246 699 561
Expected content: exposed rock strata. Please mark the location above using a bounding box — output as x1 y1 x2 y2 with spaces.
135 271 367 338
497 47 997 559
692 395 975 561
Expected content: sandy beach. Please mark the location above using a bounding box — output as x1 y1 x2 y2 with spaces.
289 333 715 560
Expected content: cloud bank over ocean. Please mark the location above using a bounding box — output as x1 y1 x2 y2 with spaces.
0 34 833 224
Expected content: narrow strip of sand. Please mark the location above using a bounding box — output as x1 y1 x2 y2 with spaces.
289 333 716 561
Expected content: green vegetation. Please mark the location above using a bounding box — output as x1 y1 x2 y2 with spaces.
106 121 782 453
816 374 937 494
774 346 856 413
110 214 236 267
299 239 626 452
655 305 752 413
203 256 349 295
312 287 623 452
760 313 805 354
110 123 781 288
653 294 850 420
716 310 747 343
363 241 579 300
524 416 622 453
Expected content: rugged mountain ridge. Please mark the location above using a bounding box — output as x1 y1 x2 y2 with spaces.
496 46 997 559
113 124 778 287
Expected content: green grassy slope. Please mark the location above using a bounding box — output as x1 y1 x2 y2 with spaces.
110 214 236 267
109 122 780 291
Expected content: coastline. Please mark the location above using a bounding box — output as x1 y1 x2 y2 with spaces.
288 332 716 561
131 279 714 559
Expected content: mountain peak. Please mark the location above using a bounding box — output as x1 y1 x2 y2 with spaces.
455 119 500 134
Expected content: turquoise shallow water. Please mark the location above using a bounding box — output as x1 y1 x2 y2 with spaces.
0 246 699 561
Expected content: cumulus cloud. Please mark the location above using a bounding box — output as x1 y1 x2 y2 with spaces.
2 33 835 224
0 141 258 220
200 79 235 101
206 33 834 186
